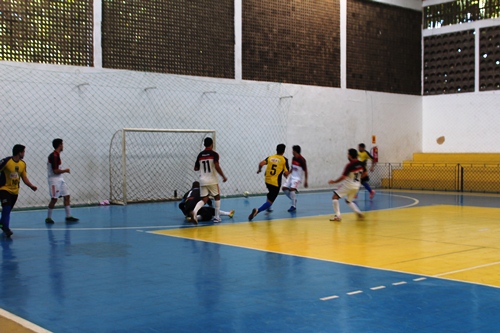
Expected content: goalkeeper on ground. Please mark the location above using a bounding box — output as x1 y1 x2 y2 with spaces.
179 182 234 223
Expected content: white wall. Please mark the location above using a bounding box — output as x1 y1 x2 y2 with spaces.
285 84 422 184
423 91 500 152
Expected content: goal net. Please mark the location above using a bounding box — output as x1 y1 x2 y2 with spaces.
109 128 215 204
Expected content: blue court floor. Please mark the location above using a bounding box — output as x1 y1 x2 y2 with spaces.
1 190 500 332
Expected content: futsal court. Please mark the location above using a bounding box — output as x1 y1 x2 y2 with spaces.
1 190 500 332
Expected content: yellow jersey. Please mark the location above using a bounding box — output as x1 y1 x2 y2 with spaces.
358 150 374 165
0 157 27 195
263 154 289 187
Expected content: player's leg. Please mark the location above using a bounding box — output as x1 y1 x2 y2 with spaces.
249 184 278 221
287 178 300 212
362 176 375 199
211 185 222 222
60 181 78 222
191 186 210 223
346 188 364 219
282 177 292 201
330 186 346 221
0 192 16 237
46 179 60 223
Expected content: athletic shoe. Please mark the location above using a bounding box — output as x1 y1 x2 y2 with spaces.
189 211 198 225
287 206 296 212
45 218 55 224
266 208 273 213
329 215 342 221
370 190 375 200
213 217 222 223
65 216 79 222
248 208 258 221
2 227 13 238
357 212 365 220
228 210 235 218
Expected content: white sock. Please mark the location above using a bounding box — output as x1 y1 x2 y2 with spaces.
332 199 340 217
283 189 290 199
347 201 362 214
214 200 221 219
219 210 230 216
65 206 71 217
47 208 53 219
193 200 205 216
290 191 297 207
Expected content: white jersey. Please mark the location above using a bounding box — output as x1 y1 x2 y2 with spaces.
194 148 220 186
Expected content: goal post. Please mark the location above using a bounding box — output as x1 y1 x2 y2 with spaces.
109 128 216 205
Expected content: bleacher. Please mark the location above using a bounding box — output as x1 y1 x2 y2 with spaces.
381 153 500 192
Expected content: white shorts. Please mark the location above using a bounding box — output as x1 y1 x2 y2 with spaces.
48 178 69 198
283 176 301 189
200 184 220 198
334 182 360 202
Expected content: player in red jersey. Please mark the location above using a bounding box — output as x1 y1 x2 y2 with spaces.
282 145 308 212
46 139 79 224
190 137 228 224
328 148 366 221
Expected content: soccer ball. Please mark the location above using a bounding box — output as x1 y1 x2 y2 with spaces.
243 191 250 198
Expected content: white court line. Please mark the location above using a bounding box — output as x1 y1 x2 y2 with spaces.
347 290 363 295
434 261 500 277
0 307 52 333
413 277 427 281
392 281 407 286
370 286 386 290
320 295 339 301
13 225 185 231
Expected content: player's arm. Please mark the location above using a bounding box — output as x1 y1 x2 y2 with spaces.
303 159 308 188
21 172 37 191
366 151 376 171
214 161 227 182
328 175 346 185
194 159 200 171
52 168 70 174
283 158 290 178
328 165 348 184
49 156 70 174
257 159 267 174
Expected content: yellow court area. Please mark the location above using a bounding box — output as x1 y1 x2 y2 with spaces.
154 205 500 288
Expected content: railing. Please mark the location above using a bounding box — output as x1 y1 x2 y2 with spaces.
370 163 500 193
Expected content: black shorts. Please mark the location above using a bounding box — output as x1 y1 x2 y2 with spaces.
361 176 370 183
198 207 215 221
0 190 18 208
266 183 280 203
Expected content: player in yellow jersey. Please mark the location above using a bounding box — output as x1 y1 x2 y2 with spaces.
248 144 289 221
358 143 376 199
0 145 38 238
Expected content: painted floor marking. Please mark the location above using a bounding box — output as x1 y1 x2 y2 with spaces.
0 308 52 333
392 281 407 286
370 286 386 290
321 277 425 301
433 261 500 277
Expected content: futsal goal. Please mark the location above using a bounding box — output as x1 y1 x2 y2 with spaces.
109 128 216 204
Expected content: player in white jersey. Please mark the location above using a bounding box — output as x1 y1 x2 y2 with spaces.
282 145 308 212
190 137 228 224
46 139 79 224
327 148 366 221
